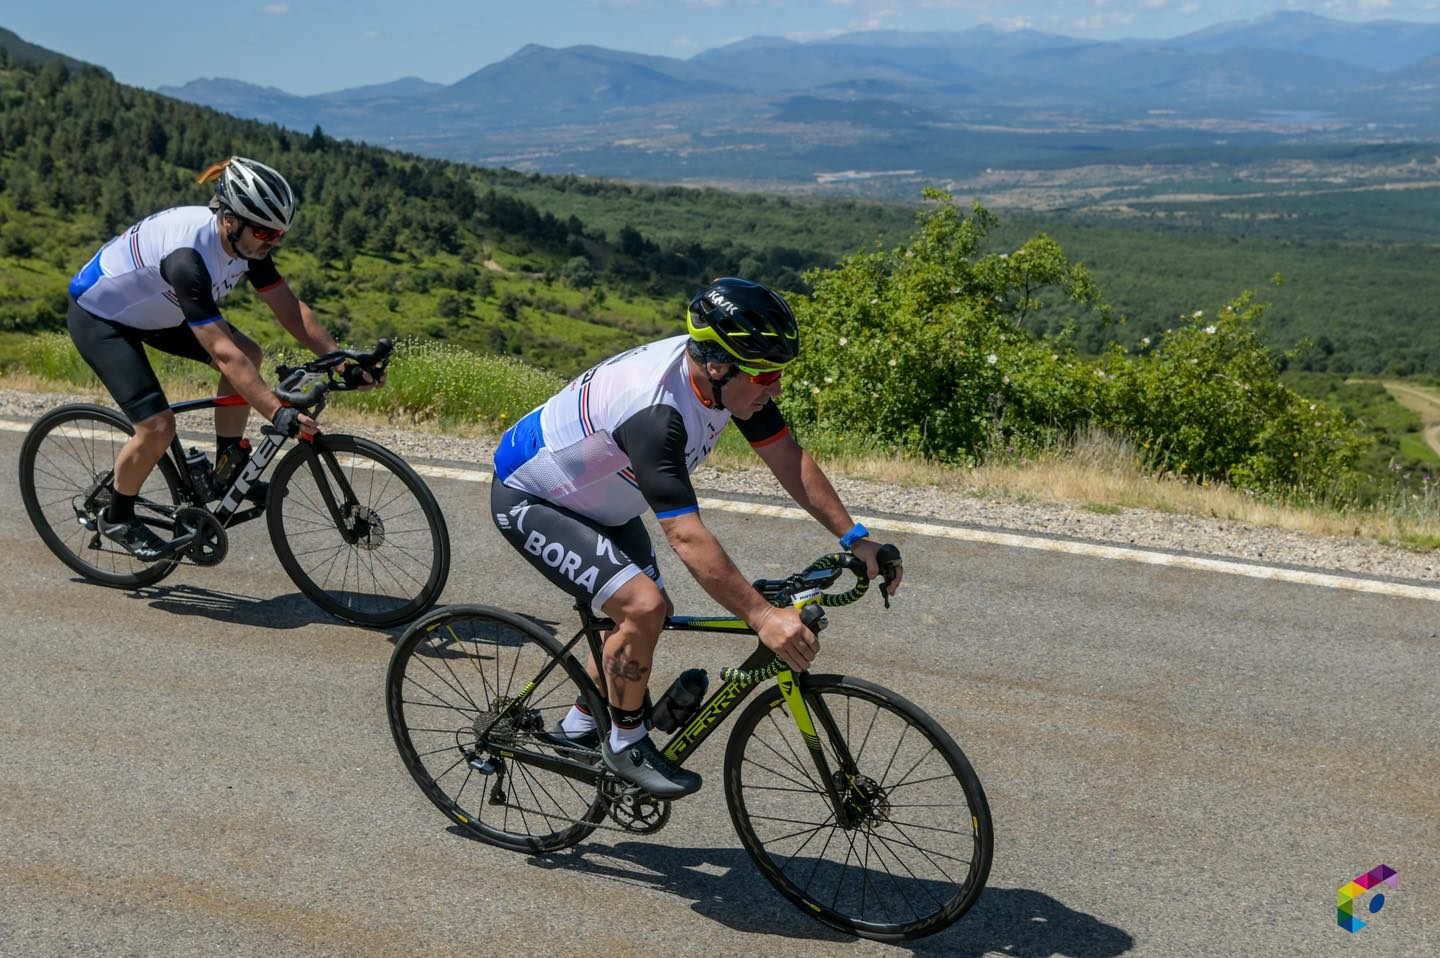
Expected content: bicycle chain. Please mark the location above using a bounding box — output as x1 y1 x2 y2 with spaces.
478 777 672 836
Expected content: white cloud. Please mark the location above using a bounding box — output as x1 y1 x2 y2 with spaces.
672 34 698 49
361 30 381 40
1356 0 1394 11
262 3 290 12
1180 2 1201 13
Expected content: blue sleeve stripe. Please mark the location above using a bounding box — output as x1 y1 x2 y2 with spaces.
655 505 698 519
187 314 224 327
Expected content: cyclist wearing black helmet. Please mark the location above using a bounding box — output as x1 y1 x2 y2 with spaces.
491 277 902 798
64 156 378 560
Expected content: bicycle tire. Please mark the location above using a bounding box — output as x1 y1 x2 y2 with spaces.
386 604 609 852
18 403 183 588
267 434 450 626
724 674 992 941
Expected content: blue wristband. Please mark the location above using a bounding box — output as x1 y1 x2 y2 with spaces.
839 522 869 550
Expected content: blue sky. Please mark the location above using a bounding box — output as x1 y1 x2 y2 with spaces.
8 1 1440 95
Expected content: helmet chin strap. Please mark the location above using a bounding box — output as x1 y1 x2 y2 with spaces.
707 366 739 412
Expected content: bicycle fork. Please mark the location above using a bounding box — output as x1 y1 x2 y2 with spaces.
774 670 867 828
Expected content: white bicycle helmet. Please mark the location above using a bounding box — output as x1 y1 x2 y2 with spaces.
200 156 297 232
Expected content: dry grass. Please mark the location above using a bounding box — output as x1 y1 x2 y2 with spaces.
714 423 1440 547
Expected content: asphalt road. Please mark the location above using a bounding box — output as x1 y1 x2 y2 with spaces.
0 423 1435 957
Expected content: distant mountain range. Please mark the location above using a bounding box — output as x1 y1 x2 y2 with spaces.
17 12 1440 193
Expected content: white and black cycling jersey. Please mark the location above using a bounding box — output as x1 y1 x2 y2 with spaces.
68 206 282 330
494 335 788 526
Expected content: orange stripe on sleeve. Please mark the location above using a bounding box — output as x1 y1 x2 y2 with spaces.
748 425 791 449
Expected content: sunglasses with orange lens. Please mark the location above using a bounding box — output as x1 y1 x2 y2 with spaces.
246 221 285 244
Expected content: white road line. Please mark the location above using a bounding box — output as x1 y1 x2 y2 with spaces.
5 416 1437 602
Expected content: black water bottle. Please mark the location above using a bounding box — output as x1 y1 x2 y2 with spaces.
649 668 709 733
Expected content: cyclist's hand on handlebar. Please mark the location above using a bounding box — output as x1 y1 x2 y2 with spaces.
755 606 819 672
342 362 385 391
851 539 903 596
271 406 319 439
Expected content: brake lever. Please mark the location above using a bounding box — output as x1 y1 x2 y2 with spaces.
875 544 902 610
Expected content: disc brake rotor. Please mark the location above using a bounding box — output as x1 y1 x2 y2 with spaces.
345 503 385 550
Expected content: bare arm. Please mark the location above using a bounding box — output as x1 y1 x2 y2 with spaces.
753 431 903 594
190 321 318 437
659 511 818 671
754 431 855 537
190 320 285 421
257 283 338 356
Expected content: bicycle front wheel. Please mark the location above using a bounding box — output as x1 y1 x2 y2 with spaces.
18 403 182 588
724 674 992 942
267 434 449 626
386 605 608 853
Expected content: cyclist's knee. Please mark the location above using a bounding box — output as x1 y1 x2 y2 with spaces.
605 575 667 633
134 410 176 446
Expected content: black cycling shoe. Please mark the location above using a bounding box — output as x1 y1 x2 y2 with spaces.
536 722 601 763
601 735 701 799
97 515 171 561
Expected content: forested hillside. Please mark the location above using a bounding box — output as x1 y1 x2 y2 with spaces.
0 52 913 374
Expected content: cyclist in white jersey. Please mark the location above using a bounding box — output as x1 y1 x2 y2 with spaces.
491 278 903 797
66 156 374 560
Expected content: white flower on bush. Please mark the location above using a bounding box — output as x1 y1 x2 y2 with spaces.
869 298 879 305
1205 325 1217 335
824 376 835 384
888 358 898 367
838 336 848 346
986 353 998 365
811 386 821 395
1193 310 1204 318
1141 337 1151 346
1002 375 1010 385
1189 358 1199 364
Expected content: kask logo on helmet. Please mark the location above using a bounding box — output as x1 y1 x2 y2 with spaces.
705 290 740 316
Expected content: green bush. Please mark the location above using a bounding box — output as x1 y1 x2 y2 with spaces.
784 190 1107 460
1105 297 1366 491
783 191 1368 493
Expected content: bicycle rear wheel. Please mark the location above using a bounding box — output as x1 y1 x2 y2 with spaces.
267 434 449 626
386 605 608 853
18 403 182 588
724 674 992 941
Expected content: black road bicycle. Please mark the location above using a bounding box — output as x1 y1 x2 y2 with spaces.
18 340 450 627
386 549 992 941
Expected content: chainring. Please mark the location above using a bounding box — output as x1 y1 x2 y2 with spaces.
175 506 228 566
603 779 672 834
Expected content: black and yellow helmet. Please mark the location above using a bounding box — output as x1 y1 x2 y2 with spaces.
687 278 799 371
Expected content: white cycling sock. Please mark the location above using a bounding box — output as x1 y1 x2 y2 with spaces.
608 721 648 753
561 705 597 737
